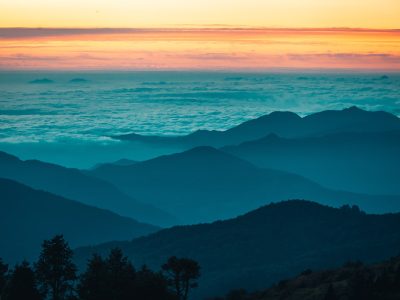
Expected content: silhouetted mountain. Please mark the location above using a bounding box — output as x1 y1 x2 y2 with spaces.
91 158 138 170
69 78 88 83
90 146 400 224
75 200 400 299
114 107 400 147
0 151 176 227
215 256 400 300
28 78 54 84
0 178 159 264
214 255 400 300
222 131 400 195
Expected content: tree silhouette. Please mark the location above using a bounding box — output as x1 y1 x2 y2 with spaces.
77 254 109 300
0 258 8 299
78 251 176 300
79 249 135 300
162 256 200 300
35 235 77 300
135 265 175 300
105 248 136 300
3 261 42 300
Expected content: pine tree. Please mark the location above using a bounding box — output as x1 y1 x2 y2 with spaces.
105 248 136 300
35 235 77 300
4 261 42 300
77 254 109 300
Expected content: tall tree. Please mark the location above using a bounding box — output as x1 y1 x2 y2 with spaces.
35 235 77 300
3 261 42 300
105 248 136 300
135 265 175 300
162 256 200 300
77 254 109 300
79 248 135 300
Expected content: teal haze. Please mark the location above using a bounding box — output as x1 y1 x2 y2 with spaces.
1 71 399 167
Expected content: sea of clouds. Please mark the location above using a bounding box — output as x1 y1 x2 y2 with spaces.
0 71 399 167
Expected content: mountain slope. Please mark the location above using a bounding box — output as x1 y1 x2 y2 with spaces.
216 255 400 300
91 158 138 170
222 131 400 195
75 200 400 299
90 146 400 224
0 151 176 227
0 178 159 264
114 107 400 147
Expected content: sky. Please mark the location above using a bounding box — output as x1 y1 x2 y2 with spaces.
0 0 400 70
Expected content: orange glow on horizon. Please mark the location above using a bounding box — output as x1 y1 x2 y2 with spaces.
1 28 399 70
1 0 399 70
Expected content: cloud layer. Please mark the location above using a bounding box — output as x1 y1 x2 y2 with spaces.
0 71 399 143
1 28 399 70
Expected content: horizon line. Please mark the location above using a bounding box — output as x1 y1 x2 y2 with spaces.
1 26 400 30
1 26 400 35
1 67 399 73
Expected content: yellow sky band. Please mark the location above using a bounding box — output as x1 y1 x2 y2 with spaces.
1 28 399 70
1 0 400 29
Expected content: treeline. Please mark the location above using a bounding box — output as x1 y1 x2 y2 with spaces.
0 235 200 300
208 259 400 300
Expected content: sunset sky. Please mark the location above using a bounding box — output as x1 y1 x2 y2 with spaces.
1 0 399 70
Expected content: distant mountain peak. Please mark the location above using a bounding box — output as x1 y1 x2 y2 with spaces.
251 199 363 216
268 110 301 118
325 106 396 117
344 105 363 112
238 132 284 146
263 132 281 140
147 145 253 166
303 105 400 125
173 145 254 163
114 106 400 148
339 106 377 115
184 145 220 155
242 199 332 218
246 110 301 125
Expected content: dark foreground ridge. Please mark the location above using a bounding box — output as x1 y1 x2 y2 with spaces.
75 200 400 298
212 255 400 300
